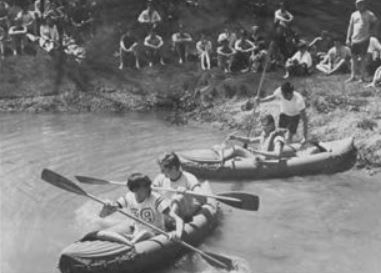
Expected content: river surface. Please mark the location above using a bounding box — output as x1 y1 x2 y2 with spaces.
1 113 381 273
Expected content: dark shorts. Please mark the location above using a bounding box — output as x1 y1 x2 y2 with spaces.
351 39 370 56
279 113 300 135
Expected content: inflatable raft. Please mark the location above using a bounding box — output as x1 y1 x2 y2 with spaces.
58 183 219 273
177 137 357 180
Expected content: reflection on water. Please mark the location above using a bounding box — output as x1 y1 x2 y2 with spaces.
1 113 381 273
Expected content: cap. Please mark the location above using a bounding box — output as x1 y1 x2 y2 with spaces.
356 0 365 4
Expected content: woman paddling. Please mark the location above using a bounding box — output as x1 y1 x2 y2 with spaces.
85 173 184 246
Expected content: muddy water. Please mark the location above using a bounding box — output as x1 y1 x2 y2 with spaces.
1 113 381 273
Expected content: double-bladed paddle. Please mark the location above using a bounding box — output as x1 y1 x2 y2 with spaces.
41 169 234 270
75 175 259 211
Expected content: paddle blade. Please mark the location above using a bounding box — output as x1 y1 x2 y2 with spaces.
75 175 110 185
203 251 235 270
41 169 88 196
218 192 259 211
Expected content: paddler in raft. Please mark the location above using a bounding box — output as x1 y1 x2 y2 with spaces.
226 114 296 161
84 173 184 246
153 152 207 225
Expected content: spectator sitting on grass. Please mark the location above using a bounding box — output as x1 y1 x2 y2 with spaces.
171 24 192 64
366 36 381 77
284 40 312 79
39 16 59 53
144 28 164 67
308 30 333 63
217 38 236 73
8 19 27 56
196 33 212 71
119 29 140 70
234 29 256 72
250 41 268 73
316 37 351 75
138 0 161 27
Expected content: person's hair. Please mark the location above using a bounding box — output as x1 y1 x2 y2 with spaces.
260 114 275 126
158 152 181 170
127 173 152 192
281 81 294 95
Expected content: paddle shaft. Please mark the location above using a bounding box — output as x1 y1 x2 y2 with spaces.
78 192 228 269
246 41 274 138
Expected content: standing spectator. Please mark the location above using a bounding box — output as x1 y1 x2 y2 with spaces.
217 27 237 49
234 29 256 72
274 2 293 30
8 19 27 55
16 5 37 35
144 29 164 67
34 0 51 19
366 36 381 76
137 0 161 29
196 33 212 70
217 38 236 73
346 0 377 82
39 16 59 53
119 29 140 70
284 41 312 79
308 30 333 63
0 0 10 32
316 37 351 75
0 25 5 59
249 25 263 44
45 0 67 36
256 81 308 143
70 0 93 43
171 24 192 64
250 41 268 72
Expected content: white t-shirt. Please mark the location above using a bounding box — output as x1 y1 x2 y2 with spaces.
367 36 381 54
273 87 306 116
153 171 201 218
290 50 312 68
137 8 161 24
348 10 377 44
117 192 170 234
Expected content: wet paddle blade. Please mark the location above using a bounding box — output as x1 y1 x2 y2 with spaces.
41 169 88 196
203 251 235 270
217 192 259 211
75 175 125 186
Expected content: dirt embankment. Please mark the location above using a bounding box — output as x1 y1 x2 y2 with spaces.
0 0 380 172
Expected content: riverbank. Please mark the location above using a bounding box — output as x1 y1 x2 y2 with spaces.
0 0 380 173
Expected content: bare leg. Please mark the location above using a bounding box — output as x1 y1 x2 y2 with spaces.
119 48 124 70
131 230 155 244
346 56 358 82
316 63 331 74
328 59 346 75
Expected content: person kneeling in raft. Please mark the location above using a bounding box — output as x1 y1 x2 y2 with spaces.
83 173 184 246
227 114 296 161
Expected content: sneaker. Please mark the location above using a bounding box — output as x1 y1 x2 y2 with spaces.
283 72 289 79
118 64 123 70
149 62 153 67
160 59 165 65
179 58 183 64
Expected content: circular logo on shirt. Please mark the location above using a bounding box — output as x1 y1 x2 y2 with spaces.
140 208 155 223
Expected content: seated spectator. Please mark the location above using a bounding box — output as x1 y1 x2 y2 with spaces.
119 29 140 70
250 41 268 72
234 29 256 72
308 30 333 63
284 40 312 79
39 16 59 53
0 25 5 59
63 34 86 63
16 5 37 35
144 29 164 67
196 33 212 70
217 38 236 73
8 19 27 55
217 27 237 49
70 0 93 42
365 65 381 88
274 2 293 30
0 0 9 31
316 37 351 75
137 0 161 27
367 36 381 76
171 24 192 64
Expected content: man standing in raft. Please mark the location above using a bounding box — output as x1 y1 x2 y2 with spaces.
88 173 184 245
154 152 206 224
255 81 308 144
